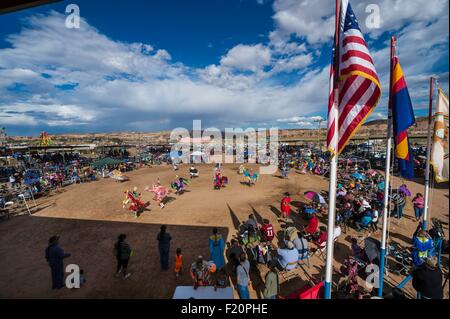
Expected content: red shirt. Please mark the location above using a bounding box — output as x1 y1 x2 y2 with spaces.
281 197 291 214
306 216 318 234
261 224 274 241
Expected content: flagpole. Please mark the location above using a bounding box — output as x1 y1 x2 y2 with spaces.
423 77 435 231
378 35 396 298
324 0 341 300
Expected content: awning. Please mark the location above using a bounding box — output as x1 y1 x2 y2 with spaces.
91 157 123 169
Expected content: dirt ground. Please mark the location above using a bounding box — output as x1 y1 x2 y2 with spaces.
0 163 448 299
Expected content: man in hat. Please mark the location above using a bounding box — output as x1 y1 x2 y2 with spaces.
263 261 279 299
45 235 71 289
275 241 299 271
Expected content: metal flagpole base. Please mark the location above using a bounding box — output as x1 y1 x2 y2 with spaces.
378 248 386 297
324 281 332 299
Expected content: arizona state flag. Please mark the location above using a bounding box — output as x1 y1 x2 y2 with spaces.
392 56 415 179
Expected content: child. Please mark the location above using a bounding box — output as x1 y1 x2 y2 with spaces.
281 192 292 221
174 248 183 279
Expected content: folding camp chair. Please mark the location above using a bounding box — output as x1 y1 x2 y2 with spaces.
312 241 327 261
313 236 339 262
17 194 32 216
298 253 311 268
279 260 301 282
297 239 311 268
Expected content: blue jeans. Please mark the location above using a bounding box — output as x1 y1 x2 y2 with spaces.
395 206 404 219
159 248 170 270
414 207 424 219
237 284 250 299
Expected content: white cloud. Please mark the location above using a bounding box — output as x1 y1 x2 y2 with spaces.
271 0 448 45
0 3 448 134
271 53 313 74
220 44 271 73
271 0 335 44
0 13 326 131
277 115 324 128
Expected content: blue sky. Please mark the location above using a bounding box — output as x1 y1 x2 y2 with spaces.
0 0 448 136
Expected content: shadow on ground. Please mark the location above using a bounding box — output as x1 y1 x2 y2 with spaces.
0 215 228 299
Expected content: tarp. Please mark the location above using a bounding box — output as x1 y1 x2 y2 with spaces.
170 151 183 158
91 157 122 169
190 151 205 156
364 237 381 263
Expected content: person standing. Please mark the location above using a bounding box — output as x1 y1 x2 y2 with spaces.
227 239 244 273
174 248 183 279
157 225 172 270
391 191 406 220
412 230 434 267
412 193 425 221
281 192 292 221
45 235 71 289
236 252 251 299
114 234 132 279
209 227 225 270
412 257 443 299
263 262 279 299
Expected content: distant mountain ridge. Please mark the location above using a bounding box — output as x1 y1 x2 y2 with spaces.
7 117 430 145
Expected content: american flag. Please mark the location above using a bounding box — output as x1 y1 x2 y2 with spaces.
327 0 381 155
